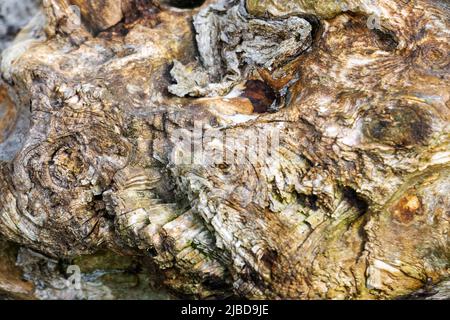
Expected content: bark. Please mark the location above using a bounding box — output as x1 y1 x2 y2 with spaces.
0 0 448 299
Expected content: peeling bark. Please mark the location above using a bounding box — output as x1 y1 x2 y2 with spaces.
0 0 449 299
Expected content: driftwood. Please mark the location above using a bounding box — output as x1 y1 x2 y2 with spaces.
0 0 449 299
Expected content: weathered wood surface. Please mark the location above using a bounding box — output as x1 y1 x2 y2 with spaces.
0 0 448 299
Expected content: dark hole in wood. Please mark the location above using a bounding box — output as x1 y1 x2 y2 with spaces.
165 0 206 8
242 80 277 113
297 193 319 211
372 29 398 51
342 186 369 215
147 247 158 257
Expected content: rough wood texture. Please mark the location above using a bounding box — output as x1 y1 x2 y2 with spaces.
0 0 448 299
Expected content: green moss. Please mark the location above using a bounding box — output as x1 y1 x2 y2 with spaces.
73 250 137 273
100 273 140 289
71 250 175 299
246 0 346 19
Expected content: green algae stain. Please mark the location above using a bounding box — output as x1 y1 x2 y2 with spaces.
246 0 347 19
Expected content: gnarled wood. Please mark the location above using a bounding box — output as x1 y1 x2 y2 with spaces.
0 0 448 299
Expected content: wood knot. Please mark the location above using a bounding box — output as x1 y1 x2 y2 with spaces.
50 145 87 188
48 138 89 189
413 41 449 75
391 194 423 224
364 103 432 148
0 85 17 144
